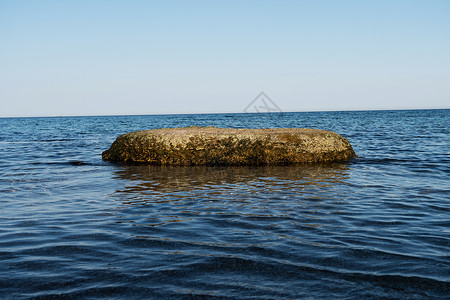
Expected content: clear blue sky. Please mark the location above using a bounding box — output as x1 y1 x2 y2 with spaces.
1 0 449 117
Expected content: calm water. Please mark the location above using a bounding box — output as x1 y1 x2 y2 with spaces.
0 110 449 299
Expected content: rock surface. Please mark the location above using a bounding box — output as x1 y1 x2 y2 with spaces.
102 126 356 165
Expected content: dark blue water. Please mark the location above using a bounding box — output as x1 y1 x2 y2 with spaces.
1 110 449 299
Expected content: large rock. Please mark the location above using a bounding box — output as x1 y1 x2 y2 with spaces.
102 126 356 165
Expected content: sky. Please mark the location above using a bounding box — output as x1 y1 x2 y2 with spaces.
1 0 449 117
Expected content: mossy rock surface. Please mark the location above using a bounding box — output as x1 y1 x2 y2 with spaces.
102 126 356 165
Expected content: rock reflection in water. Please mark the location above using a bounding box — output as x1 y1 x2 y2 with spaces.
114 164 350 192
112 164 351 202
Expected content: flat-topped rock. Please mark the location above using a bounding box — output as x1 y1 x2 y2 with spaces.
102 126 356 165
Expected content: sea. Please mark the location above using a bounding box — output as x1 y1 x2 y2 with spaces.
0 109 449 299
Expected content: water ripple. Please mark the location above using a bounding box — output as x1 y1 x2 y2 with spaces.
0 111 449 299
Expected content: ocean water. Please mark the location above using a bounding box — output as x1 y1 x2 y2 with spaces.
0 110 449 299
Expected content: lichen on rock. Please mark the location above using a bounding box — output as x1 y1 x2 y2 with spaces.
102 126 356 165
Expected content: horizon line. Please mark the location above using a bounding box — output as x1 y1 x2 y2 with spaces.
1 107 449 119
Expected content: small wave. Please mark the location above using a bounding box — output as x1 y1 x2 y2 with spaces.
40 138 77 142
355 157 418 165
28 160 93 166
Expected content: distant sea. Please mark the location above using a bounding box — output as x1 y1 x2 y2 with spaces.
0 110 449 299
